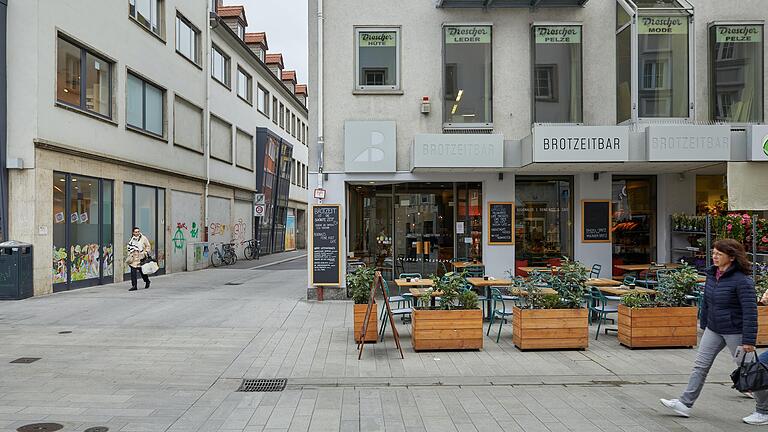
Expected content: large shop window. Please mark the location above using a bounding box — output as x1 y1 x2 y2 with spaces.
514 177 573 273
637 16 689 118
355 27 400 91
532 25 583 123
709 24 764 123
52 173 114 291
127 72 165 137
123 183 166 275
444 25 493 126
56 36 112 119
611 176 657 276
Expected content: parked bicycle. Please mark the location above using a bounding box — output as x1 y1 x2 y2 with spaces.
243 238 261 260
210 242 238 267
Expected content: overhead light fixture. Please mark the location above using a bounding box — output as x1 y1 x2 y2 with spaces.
461 114 475 117
451 104 458 115
455 89 463 102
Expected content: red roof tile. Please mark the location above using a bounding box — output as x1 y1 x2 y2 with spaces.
265 53 284 67
217 5 247 26
295 84 308 95
281 70 296 82
244 32 268 49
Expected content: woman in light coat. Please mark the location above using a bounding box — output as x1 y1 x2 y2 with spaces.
126 226 152 291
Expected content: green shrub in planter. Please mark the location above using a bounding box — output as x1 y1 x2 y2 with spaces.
347 265 376 305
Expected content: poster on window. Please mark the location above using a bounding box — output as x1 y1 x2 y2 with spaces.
534 26 581 44
444 26 491 44
359 32 396 47
638 16 688 35
715 25 762 43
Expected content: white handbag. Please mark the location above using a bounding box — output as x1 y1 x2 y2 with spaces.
141 261 159 275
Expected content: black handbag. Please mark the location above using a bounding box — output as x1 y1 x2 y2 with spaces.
731 352 768 392
140 253 155 266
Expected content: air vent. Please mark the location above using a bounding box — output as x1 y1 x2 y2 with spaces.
443 127 494 134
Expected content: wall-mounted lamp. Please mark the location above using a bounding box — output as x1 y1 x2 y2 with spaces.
593 172 600 181
678 173 686 182
498 173 504 181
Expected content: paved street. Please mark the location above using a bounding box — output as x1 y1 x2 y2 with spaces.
0 257 760 432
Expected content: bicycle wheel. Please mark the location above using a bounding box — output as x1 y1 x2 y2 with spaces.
211 250 223 267
228 253 238 265
244 245 254 260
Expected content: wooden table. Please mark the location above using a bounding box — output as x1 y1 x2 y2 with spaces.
453 261 484 270
394 278 434 288
599 286 657 296
409 287 442 308
586 278 622 287
517 266 559 275
465 278 512 318
614 263 681 272
508 287 558 297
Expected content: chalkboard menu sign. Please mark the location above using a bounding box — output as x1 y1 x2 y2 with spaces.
488 202 514 245
311 204 341 286
582 200 611 243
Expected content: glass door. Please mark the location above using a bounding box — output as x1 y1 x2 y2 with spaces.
612 176 657 275
348 185 394 280
456 182 483 261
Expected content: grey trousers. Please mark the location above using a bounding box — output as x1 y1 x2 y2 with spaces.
680 328 768 414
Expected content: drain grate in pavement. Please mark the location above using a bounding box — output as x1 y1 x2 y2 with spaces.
10 357 41 364
17 424 64 432
237 378 287 392
58 331 72 334
83 427 109 432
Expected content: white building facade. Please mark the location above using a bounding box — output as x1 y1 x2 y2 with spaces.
5 0 308 296
308 0 767 299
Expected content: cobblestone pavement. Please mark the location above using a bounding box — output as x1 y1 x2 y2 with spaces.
0 258 759 431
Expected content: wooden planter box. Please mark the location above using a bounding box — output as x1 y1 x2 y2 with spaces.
412 309 483 351
758 306 768 347
618 304 697 348
512 307 589 350
354 303 378 343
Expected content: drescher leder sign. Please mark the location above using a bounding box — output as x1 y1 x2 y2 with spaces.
412 134 503 169
444 26 491 44
532 126 629 163
747 125 768 162
646 125 731 162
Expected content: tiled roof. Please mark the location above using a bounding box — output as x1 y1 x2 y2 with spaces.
281 70 296 82
265 53 284 67
244 32 268 49
217 5 247 26
295 84 308 95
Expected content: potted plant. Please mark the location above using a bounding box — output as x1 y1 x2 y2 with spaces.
618 263 699 348
756 265 768 346
411 271 482 351
348 265 377 343
511 258 590 350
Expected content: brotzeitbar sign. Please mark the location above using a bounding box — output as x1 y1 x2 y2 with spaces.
532 126 629 163
646 125 731 161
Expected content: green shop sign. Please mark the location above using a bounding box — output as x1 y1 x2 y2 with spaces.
716 25 762 43
359 32 397 48
535 26 581 44
638 16 688 35
445 26 491 44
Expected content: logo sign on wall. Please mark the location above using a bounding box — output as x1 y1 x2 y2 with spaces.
344 121 397 173
747 125 768 161
638 16 688 35
359 32 396 47
532 126 630 163
412 134 504 169
715 25 762 43
647 125 731 162
444 26 491 44
534 26 581 44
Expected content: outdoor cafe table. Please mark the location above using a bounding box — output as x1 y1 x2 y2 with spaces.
409 287 442 308
614 263 681 272
586 278 622 287
465 277 512 318
517 266 559 275
598 286 657 296
453 261 484 270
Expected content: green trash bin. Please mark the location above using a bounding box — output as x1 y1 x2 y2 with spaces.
0 241 33 300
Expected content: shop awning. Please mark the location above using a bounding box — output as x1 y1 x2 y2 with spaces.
727 162 768 211
436 0 588 8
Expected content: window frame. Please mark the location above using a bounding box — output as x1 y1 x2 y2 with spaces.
128 0 165 40
530 22 583 124
257 85 270 117
236 66 253 104
175 12 201 66
279 102 285 129
354 26 402 92
707 21 764 124
272 96 279 124
126 70 166 139
55 34 114 120
442 23 494 129
211 44 231 88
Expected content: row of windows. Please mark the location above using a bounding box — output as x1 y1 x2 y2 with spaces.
212 44 308 146
292 159 308 189
356 21 764 124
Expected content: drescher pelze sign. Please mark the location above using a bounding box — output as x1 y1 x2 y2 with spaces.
412 134 503 169
532 126 629 163
646 125 731 161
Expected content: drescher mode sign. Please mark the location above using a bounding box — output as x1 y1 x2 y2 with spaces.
532 126 629 163
646 125 731 161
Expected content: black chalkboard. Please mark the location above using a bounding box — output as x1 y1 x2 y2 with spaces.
311 205 341 286
582 200 611 243
488 202 514 245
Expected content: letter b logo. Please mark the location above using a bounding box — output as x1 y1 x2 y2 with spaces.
354 130 386 162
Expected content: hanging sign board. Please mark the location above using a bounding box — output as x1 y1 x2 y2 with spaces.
311 204 341 286
715 25 762 43
534 26 581 44
582 200 611 243
638 16 688 35
488 202 514 245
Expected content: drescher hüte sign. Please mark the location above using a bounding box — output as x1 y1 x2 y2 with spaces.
532 125 630 163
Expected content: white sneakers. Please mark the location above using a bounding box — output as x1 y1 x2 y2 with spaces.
659 399 691 418
743 412 768 425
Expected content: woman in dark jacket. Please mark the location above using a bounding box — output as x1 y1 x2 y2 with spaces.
661 239 768 425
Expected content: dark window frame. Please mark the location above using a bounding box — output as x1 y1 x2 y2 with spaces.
126 71 166 138
236 66 253 104
175 12 201 66
56 35 114 120
211 44 231 88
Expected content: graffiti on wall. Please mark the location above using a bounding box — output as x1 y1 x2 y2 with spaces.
232 218 247 243
172 222 188 252
209 222 227 237
190 222 199 239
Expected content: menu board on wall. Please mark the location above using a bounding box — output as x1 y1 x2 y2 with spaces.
582 200 611 243
488 202 514 245
311 204 341 286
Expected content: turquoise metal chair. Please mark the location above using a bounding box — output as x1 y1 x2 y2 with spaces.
589 264 602 279
379 279 413 341
487 287 516 343
622 275 636 285
399 272 421 307
465 265 484 278
588 287 618 340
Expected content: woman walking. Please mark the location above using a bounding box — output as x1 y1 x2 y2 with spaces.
661 239 768 424
126 226 152 291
